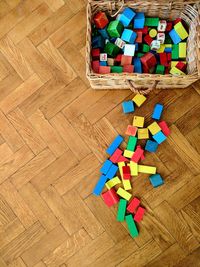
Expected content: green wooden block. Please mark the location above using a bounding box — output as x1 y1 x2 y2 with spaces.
104 42 120 57
156 64 165 74
117 199 127 222
172 44 179 60
107 20 123 38
125 215 139 238
165 34 172 44
145 17 159 27
142 44 150 53
136 52 145 58
127 136 137 151
111 66 123 73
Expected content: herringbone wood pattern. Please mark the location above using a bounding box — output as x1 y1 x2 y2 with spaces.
0 1 199 266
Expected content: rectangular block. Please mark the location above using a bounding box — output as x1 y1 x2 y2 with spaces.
117 199 127 222
122 177 132 190
122 165 131 180
153 131 167 144
125 214 139 238
129 161 138 176
127 197 140 213
118 162 125 177
132 94 146 107
102 188 119 207
106 164 118 179
105 176 121 189
117 155 128 163
100 159 112 175
93 175 107 196
158 121 170 136
152 103 163 120
179 42 186 58
127 136 137 151
170 66 185 75
131 146 144 163
172 44 179 59
117 187 132 201
169 29 181 44
110 148 123 163
149 173 164 187
134 207 145 222
133 116 144 128
138 165 156 174
137 128 149 139
125 125 138 136
174 22 188 40
106 135 124 155
148 122 161 135
124 150 134 159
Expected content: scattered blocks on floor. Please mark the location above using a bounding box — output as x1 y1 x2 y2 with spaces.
158 121 170 136
127 197 140 213
145 140 159 153
152 103 163 120
133 116 144 128
110 148 123 163
105 176 121 189
138 128 149 139
134 207 145 222
138 165 156 174
122 165 131 179
106 164 119 179
93 175 108 196
148 122 161 135
131 146 144 163
124 150 134 159
94 11 109 29
102 188 119 207
153 131 167 144
117 187 132 201
100 159 113 175
122 101 134 113
125 125 138 136
125 215 139 237
132 94 147 107
107 20 123 38
149 173 164 187
117 199 127 221
106 135 124 155
129 161 138 176
127 136 137 151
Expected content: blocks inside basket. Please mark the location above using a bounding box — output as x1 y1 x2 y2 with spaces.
91 8 189 75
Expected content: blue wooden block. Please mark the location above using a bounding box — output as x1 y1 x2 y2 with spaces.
134 12 145 29
153 131 167 144
93 174 108 195
122 101 134 114
118 7 136 27
145 140 158 152
98 27 109 39
100 159 112 175
106 164 118 179
169 29 181 44
121 29 137 44
134 57 142 73
164 47 172 53
152 103 163 120
135 43 139 51
106 135 124 155
149 174 164 187
100 61 107 66
92 35 104 49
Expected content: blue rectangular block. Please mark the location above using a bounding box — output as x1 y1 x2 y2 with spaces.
169 29 181 44
152 103 163 120
93 175 108 195
122 101 134 114
164 47 172 53
100 61 107 66
134 57 142 73
106 164 118 179
106 135 124 155
145 140 158 152
118 7 136 27
149 174 164 187
134 12 145 29
100 159 112 175
92 35 104 49
153 131 167 144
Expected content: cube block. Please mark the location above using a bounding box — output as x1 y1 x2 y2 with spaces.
94 12 109 29
133 116 144 128
149 173 164 187
124 150 134 159
134 12 145 29
138 128 149 139
121 29 137 43
125 125 138 136
153 131 167 144
145 140 158 153
118 7 136 27
148 122 161 135
107 20 123 38
127 197 140 213
106 176 121 189
124 44 136 56
122 101 134 114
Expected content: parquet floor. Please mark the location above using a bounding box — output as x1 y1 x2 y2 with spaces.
0 1 200 266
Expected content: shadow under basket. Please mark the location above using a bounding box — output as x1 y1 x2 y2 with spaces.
86 0 200 94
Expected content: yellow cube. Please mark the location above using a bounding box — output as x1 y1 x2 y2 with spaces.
129 162 138 176
106 176 121 189
138 165 156 174
124 150 134 158
174 22 188 40
179 43 186 58
133 116 144 128
138 128 149 139
117 187 132 201
148 122 161 135
122 178 132 190
132 94 147 107
170 66 185 75
157 44 165 53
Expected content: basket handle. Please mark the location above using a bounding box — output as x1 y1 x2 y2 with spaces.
127 80 159 95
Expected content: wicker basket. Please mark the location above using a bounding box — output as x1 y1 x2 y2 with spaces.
86 0 200 94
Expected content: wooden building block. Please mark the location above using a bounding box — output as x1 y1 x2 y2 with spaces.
107 20 123 38
117 199 127 222
122 101 134 114
92 60 100 73
175 61 186 72
149 173 164 187
170 66 185 75
106 135 123 156
93 175 108 196
117 155 129 162
157 20 167 32
106 164 118 179
124 150 134 159
122 177 132 190
99 66 110 74
121 55 133 66
133 116 144 128
153 131 167 144
91 48 100 59
169 29 181 44
158 121 170 136
127 197 140 213
118 7 136 27
138 128 149 139
145 140 158 153
138 165 156 174
127 136 137 151
144 34 153 46
125 125 138 136
125 215 139 238
122 165 131 180
174 22 188 40
118 162 125 177
105 42 120 57
149 28 157 38
152 103 163 120
132 94 147 107
102 188 119 207
111 66 123 73
94 12 109 29
129 161 138 176
148 121 161 135
179 42 186 58
135 31 143 43
131 146 144 163
106 176 121 189
110 148 123 163
117 187 132 201
115 37 126 49
134 12 145 29
124 44 136 56
134 207 145 222
100 159 112 175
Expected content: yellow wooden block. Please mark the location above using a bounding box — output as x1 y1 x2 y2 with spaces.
174 22 188 40
124 150 134 158
157 44 165 53
118 162 125 177
138 128 149 139
170 66 185 75
133 116 144 128
165 44 172 48
171 61 186 68
117 187 132 201
179 43 186 58
122 178 132 190
129 161 138 176
132 94 147 107
148 122 161 135
106 176 121 189
138 165 156 174
149 29 157 38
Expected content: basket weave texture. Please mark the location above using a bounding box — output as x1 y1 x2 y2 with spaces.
86 0 200 94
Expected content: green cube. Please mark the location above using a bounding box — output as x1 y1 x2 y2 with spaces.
172 44 179 60
142 44 150 53
127 136 137 151
117 199 127 222
104 42 120 57
107 20 123 38
111 66 123 73
125 215 139 238
136 52 145 58
145 17 159 27
156 64 165 74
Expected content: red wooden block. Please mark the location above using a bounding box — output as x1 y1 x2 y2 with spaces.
92 60 100 73
137 145 145 160
176 61 186 72
131 146 144 163
125 125 138 136
123 65 134 73
117 155 129 162
127 197 140 213
167 53 171 62
144 34 153 46
166 22 173 32
165 68 169 74
122 165 131 180
134 207 145 222
141 52 157 69
143 65 149 73
135 31 143 43
110 148 123 163
91 48 100 59
99 66 110 74
121 55 132 66
141 26 148 35
174 18 182 25
102 188 119 207
115 54 122 63
160 53 168 67
158 121 170 136
93 11 109 29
